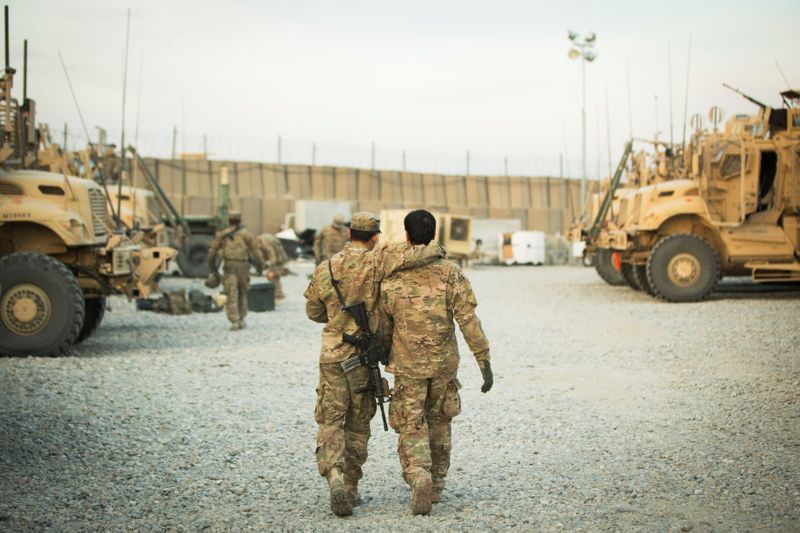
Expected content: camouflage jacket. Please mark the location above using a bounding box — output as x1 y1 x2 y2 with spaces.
258 233 288 267
207 225 265 271
304 241 444 364
381 255 490 379
313 224 347 262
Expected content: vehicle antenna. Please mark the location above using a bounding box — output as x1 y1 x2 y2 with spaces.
57 51 91 143
668 41 674 150
58 50 122 226
116 7 131 233
775 61 791 90
681 35 692 148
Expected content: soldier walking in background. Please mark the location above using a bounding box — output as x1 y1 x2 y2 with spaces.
207 211 264 331
313 214 348 264
381 209 493 515
258 233 289 300
304 212 443 517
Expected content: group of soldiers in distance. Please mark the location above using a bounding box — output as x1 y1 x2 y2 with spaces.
206 210 493 516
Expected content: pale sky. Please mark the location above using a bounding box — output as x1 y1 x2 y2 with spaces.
11 0 800 176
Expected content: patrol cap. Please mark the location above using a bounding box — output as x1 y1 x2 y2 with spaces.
349 211 381 233
333 214 345 225
229 210 242 221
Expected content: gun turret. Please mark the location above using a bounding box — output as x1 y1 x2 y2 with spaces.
723 83 768 109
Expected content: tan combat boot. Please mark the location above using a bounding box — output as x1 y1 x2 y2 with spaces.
229 322 240 331
410 474 433 516
326 468 352 517
345 484 360 508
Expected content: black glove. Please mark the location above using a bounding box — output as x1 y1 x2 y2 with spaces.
480 361 493 393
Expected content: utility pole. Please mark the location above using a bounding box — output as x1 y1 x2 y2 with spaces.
63 123 68 151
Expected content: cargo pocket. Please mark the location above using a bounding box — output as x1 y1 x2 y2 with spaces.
388 383 405 431
314 384 326 424
441 378 462 418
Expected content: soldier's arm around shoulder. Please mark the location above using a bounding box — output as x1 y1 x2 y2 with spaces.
448 264 491 367
304 263 329 323
377 242 446 281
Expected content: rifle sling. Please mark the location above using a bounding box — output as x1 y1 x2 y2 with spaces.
327 259 348 309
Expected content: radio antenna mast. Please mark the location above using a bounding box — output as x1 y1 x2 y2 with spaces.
681 36 693 148
116 7 131 233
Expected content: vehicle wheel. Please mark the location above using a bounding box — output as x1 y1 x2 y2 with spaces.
176 234 213 278
633 264 656 296
76 296 106 343
647 234 721 302
620 262 642 291
0 253 85 356
594 249 626 286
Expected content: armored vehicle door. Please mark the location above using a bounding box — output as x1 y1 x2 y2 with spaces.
702 139 758 224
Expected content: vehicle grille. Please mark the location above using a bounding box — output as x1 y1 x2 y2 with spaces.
630 195 642 225
88 189 109 238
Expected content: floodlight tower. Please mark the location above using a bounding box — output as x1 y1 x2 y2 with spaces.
567 30 598 217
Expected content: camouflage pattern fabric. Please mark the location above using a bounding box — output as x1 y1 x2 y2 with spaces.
313 224 348 264
314 363 376 483
389 375 461 491
258 233 288 299
304 240 445 484
207 224 265 270
304 242 445 364
222 261 251 324
207 224 264 327
381 252 490 494
381 256 491 379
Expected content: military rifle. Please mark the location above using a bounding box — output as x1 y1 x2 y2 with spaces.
329 261 391 431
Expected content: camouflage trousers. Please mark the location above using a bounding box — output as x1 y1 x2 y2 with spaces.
267 266 285 299
389 375 461 493
222 260 250 325
315 363 376 487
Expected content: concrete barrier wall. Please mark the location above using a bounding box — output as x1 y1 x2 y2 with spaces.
139 158 582 236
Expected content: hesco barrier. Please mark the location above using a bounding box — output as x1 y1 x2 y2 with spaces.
134 158 587 235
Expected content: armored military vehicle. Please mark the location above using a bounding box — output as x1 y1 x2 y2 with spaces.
0 10 175 355
609 88 800 301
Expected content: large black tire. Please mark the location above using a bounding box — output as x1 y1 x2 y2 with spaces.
633 264 656 296
594 249 626 286
620 262 642 291
76 296 106 343
646 234 721 302
177 234 213 278
0 253 85 356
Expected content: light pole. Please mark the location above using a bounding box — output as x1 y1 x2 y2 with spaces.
567 30 597 218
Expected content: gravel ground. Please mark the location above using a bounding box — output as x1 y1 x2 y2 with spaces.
1 263 799 531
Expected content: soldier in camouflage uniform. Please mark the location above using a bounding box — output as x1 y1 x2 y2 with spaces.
313 214 348 265
207 211 265 331
258 233 289 300
304 212 444 517
381 209 493 515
